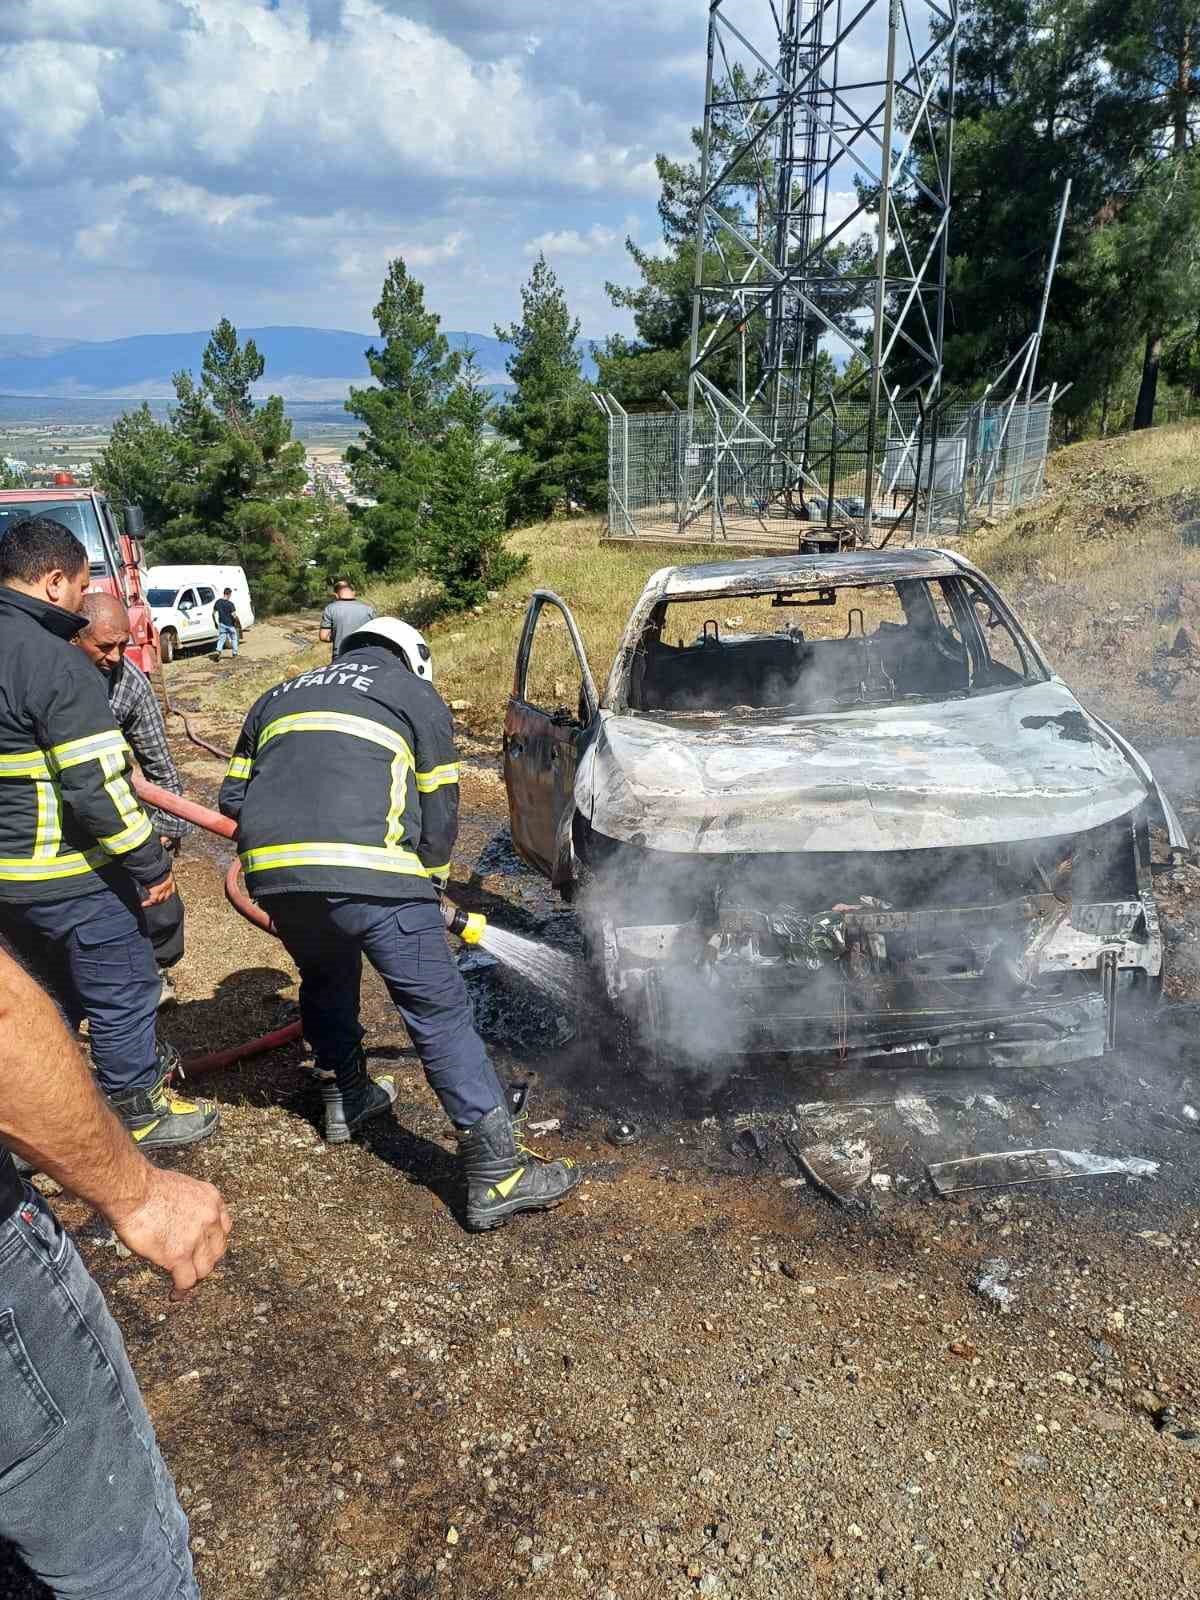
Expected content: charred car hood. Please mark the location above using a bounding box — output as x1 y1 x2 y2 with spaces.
578 681 1148 852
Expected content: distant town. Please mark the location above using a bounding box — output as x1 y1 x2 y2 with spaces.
1 419 363 501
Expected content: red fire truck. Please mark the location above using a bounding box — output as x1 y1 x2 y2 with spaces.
0 477 159 673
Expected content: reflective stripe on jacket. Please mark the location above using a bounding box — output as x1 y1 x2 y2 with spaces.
0 588 169 903
218 645 460 900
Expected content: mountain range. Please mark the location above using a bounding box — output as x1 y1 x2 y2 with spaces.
0 326 600 401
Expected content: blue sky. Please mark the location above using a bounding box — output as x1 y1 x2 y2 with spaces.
0 0 709 340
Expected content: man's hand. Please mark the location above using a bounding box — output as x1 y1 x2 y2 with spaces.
0 945 230 1303
141 870 177 908
105 1167 232 1301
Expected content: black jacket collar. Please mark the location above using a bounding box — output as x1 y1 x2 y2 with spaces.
0 585 87 642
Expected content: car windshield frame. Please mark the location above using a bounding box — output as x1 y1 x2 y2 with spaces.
611 573 1050 718
0 496 113 576
145 588 181 608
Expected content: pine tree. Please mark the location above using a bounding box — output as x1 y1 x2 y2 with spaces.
426 358 527 609
345 259 460 574
494 255 606 523
100 321 309 610
307 486 368 596
1094 148 1200 425
200 317 264 424
1091 0 1200 423
94 404 177 529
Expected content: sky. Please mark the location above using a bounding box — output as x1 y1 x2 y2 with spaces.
0 0 708 341
0 1 906 347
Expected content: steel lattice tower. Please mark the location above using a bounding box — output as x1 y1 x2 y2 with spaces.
685 0 958 543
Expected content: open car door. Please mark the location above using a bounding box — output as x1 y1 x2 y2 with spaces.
503 591 599 884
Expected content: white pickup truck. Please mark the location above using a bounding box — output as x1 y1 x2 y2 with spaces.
146 565 255 661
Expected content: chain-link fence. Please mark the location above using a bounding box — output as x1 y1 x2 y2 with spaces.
601 392 1056 546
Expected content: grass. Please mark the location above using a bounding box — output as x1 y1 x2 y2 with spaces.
199 420 1200 741
958 420 1200 729
363 522 722 735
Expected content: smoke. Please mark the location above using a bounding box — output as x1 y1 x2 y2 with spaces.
573 806 1156 1127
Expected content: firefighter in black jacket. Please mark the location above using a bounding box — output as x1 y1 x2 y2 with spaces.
0 517 217 1148
219 616 580 1230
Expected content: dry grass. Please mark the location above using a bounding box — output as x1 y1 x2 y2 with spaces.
961 422 1199 589
365 520 720 734
959 421 1200 730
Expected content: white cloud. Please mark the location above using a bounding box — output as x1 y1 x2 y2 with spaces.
0 0 705 339
1 0 661 197
0 40 109 172
524 224 619 256
74 218 120 264
825 189 877 248
127 179 268 230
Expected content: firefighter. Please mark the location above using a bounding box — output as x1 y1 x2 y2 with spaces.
74 591 189 1006
218 616 581 1231
0 518 217 1149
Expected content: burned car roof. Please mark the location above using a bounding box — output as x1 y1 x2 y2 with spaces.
649 548 963 601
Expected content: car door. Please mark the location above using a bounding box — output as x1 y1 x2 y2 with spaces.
176 588 203 643
503 591 599 884
196 586 217 642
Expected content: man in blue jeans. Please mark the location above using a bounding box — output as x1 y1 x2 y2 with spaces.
213 588 239 659
0 940 231 1596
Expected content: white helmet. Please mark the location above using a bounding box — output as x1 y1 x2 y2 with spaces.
340 617 434 681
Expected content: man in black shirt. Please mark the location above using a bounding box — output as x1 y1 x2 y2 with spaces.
213 588 240 659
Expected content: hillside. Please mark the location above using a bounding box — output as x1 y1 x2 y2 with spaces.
0 326 599 400
398 421 1200 740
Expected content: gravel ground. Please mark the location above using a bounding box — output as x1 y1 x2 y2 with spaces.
6 626 1200 1600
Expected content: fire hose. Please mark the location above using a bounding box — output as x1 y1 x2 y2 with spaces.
131 774 301 1076
129 775 485 1078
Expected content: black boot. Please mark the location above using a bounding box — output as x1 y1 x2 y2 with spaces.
109 1067 220 1150
458 1085 581 1232
321 1046 397 1144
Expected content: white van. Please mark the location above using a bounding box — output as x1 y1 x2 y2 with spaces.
146 566 256 662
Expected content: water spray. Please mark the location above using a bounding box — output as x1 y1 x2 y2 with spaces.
441 897 577 1007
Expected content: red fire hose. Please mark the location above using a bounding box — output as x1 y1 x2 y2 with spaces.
130 774 302 1076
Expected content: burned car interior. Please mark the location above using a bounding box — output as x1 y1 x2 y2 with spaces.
503 551 1186 1076
627 577 1036 717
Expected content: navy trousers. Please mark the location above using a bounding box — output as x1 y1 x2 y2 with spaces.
266 895 504 1129
0 880 161 1096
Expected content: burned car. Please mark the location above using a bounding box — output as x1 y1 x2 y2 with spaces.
503 550 1186 1072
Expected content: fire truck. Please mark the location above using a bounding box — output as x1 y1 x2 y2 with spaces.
0 476 159 673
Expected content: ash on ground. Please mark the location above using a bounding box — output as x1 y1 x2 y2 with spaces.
457 833 582 1053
